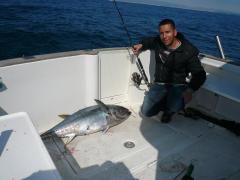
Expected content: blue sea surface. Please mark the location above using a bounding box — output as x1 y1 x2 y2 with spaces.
0 0 239 62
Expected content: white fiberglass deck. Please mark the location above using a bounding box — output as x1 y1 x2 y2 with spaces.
43 105 240 180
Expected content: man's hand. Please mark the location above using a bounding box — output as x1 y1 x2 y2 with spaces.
183 88 194 104
132 44 143 55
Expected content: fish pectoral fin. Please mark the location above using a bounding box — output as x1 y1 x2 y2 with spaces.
94 99 111 115
102 125 110 134
58 114 70 119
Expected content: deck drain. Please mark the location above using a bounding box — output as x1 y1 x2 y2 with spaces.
124 141 135 148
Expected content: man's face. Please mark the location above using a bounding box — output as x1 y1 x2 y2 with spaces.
159 24 177 47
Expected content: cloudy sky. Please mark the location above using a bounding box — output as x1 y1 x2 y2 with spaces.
118 0 240 14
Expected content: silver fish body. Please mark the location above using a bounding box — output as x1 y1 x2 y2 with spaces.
41 100 131 139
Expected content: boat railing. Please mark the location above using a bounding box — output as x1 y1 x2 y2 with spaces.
216 35 225 59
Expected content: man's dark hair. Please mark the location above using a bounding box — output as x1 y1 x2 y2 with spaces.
159 19 176 29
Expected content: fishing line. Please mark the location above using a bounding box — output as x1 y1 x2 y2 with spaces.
112 0 133 47
112 0 151 88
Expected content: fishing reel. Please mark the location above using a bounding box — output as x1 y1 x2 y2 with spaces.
131 72 142 87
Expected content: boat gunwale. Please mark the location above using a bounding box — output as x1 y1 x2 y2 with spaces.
0 47 129 67
0 47 238 67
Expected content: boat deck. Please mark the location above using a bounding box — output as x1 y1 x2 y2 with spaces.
43 106 240 180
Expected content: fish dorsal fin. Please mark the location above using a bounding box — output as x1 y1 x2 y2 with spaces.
58 114 70 119
94 99 111 114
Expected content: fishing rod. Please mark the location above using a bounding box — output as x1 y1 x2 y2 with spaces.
112 0 151 89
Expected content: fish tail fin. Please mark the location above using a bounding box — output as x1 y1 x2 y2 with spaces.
40 130 54 139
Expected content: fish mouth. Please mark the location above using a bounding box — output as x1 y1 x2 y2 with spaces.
121 109 131 116
114 110 131 120
121 110 131 119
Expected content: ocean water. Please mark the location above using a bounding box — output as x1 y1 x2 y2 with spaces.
0 0 239 62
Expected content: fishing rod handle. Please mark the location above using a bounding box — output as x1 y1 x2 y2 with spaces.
136 60 151 88
137 57 144 69
137 57 150 85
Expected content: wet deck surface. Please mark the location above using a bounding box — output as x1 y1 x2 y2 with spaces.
43 106 240 180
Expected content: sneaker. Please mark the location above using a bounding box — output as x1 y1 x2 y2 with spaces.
161 112 173 123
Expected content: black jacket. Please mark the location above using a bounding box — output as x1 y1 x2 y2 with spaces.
140 33 206 91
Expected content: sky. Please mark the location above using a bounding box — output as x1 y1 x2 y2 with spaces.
118 0 240 15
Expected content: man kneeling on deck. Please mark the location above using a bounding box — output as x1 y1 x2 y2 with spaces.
132 19 206 123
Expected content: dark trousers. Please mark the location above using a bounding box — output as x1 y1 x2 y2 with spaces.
141 83 187 117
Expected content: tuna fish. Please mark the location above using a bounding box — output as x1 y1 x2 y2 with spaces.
41 99 131 143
